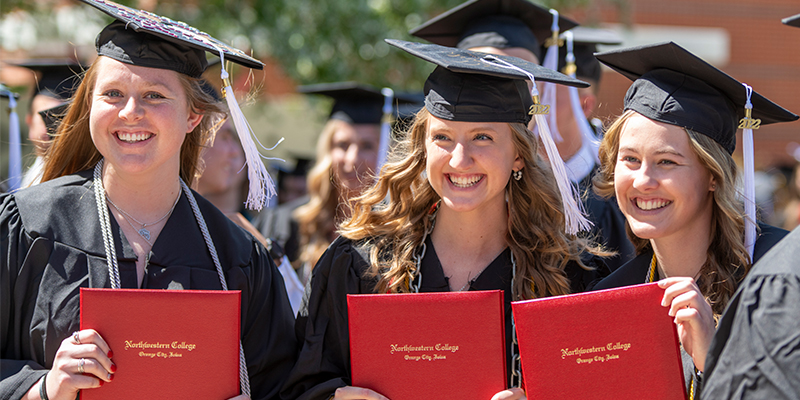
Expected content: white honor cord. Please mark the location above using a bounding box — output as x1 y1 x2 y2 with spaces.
93 160 251 396
479 56 592 235
741 83 756 260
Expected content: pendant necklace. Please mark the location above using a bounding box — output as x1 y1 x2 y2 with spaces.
105 188 181 243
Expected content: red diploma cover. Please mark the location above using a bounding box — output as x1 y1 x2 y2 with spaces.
79 288 240 400
511 283 686 400
347 290 506 400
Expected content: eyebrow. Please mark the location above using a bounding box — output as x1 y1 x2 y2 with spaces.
618 146 685 158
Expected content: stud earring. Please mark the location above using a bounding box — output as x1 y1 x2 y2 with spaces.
513 170 522 181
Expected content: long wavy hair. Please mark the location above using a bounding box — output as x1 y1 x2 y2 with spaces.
339 108 601 300
41 57 225 184
594 110 750 314
293 119 350 269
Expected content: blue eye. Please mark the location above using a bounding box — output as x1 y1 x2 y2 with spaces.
432 134 449 141
621 156 639 163
474 133 492 141
145 92 166 99
104 90 122 97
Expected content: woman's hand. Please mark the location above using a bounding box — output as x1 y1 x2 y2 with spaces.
659 277 715 372
26 329 115 400
333 386 390 400
226 395 250 400
491 387 526 400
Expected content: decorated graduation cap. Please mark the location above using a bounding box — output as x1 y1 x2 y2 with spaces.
595 41 799 259
298 82 421 169
38 102 71 137
1 84 22 191
78 0 276 212
387 39 592 234
409 0 577 62
783 13 800 28
12 59 84 100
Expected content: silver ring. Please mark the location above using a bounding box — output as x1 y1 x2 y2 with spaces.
78 358 85 374
72 331 81 345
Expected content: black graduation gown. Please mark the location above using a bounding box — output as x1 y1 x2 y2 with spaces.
702 226 800 399
279 235 610 400
581 183 635 273
590 223 788 399
0 170 297 400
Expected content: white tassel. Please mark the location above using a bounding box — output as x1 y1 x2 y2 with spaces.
564 31 600 165
215 49 282 211
8 94 22 191
480 55 592 235
741 84 758 261
537 9 562 143
377 88 394 171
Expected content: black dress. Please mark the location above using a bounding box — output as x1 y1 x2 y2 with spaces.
0 170 297 400
580 180 634 273
590 223 789 399
279 235 610 400
702 226 800 399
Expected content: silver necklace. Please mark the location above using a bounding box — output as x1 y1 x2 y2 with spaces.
105 189 180 243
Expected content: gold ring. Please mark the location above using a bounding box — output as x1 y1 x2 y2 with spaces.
72 331 81 345
78 358 85 374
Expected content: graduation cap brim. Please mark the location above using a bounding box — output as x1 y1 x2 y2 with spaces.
387 39 589 88
595 41 798 125
10 59 84 99
564 27 623 45
299 81 422 124
77 0 263 70
783 13 800 28
409 0 577 47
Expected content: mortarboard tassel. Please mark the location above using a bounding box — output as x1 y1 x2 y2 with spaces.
481 55 592 235
740 83 759 260
563 31 600 165
377 87 394 171
8 94 22 191
538 9 563 143
215 49 282 211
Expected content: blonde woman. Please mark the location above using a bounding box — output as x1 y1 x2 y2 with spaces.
0 4 296 399
590 42 797 399
280 41 609 400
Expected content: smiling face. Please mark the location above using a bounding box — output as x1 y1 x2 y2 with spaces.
330 121 381 196
89 57 202 179
425 115 523 215
614 113 715 242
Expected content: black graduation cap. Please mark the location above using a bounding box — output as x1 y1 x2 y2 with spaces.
595 41 798 154
555 27 622 83
78 0 263 77
12 59 84 100
298 82 419 125
38 102 71 137
409 0 578 62
387 39 588 124
783 14 800 28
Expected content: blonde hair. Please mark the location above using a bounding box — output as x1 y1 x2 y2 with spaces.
340 108 601 300
42 56 225 184
594 110 750 314
294 119 352 269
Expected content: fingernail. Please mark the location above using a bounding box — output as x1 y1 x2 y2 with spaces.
108 373 114 381
108 350 114 358
110 363 117 373
99 380 104 387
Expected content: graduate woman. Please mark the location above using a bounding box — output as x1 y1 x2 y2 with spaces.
280 41 609 400
590 42 798 399
0 1 296 399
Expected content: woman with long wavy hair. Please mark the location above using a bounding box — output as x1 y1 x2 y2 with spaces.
280 41 609 400
0 4 296 399
590 42 797 399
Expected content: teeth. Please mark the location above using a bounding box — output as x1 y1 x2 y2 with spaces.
117 132 152 143
636 198 671 210
450 175 481 188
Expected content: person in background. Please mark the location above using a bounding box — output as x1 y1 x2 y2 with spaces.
255 83 418 283
590 42 798 399
13 60 83 187
0 1 296 399
277 158 311 206
280 40 609 400
701 14 800 399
